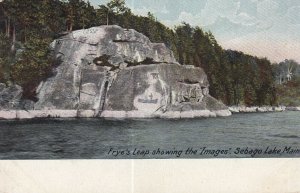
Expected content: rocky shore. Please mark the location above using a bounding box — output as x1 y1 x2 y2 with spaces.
0 109 232 120
1 26 299 120
228 106 300 113
0 25 232 120
2 106 299 120
285 107 300 111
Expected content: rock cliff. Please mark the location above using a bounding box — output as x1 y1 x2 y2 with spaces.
1 25 231 119
0 83 22 110
0 83 34 111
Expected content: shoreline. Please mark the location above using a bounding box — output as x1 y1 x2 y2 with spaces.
0 106 299 120
0 109 231 120
228 106 300 114
228 106 287 113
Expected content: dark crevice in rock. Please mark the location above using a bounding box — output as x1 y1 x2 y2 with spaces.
109 66 119 71
93 55 121 72
100 81 109 112
178 79 200 84
125 60 139 67
93 54 113 67
169 87 172 105
126 57 161 67
93 54 163 70
140 57 161 65
182 96 190 102
77 71 83 109
56 38 98 46
113 40 141 43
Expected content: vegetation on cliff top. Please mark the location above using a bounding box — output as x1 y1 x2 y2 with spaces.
0 0 281 106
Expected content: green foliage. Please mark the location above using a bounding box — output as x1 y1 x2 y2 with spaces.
97 0 129 26
0 57 7 83
65 0 98 31
107 0 128 15
272 59 300 84
276 78 300 106
0 0 279 105
0 33 12 82
11 37 52 100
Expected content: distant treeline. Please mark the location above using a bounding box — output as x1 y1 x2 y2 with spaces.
0 0 276 106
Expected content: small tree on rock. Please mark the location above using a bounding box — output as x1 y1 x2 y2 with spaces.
99 0 129 26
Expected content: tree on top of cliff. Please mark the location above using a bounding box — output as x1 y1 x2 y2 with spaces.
98 0 129 26
66 0 94 31
0 0 278 106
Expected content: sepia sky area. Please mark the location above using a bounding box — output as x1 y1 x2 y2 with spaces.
90 0 300 63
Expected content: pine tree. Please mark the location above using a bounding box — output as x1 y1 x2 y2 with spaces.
98 0 129 26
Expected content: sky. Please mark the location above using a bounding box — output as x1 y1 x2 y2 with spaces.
90 0 300 63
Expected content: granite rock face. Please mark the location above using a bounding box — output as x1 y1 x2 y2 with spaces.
30 25 230 118
0 83 35 111
0 83 23 110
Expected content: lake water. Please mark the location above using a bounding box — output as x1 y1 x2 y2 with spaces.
0 111 299 159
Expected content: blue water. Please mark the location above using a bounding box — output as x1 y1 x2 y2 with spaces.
0 111 299 159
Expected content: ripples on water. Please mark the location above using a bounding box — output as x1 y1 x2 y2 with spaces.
0 112 299 159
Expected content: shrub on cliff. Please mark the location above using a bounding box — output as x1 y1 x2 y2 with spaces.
10 37 53 100
276 77 300 106
0 33 13 83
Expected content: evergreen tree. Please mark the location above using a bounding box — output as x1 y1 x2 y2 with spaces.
99 0 129 26
0 33 12 82
11 37 52 99
0 0 279 105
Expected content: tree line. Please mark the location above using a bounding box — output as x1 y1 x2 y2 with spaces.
0 0 277 106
